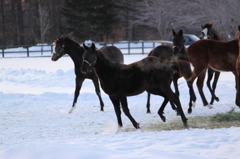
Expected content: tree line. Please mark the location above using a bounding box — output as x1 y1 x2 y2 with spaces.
0 0 240 47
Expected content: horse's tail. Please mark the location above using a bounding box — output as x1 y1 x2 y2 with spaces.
171 60 192 80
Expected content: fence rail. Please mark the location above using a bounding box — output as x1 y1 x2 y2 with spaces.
0 40 173 58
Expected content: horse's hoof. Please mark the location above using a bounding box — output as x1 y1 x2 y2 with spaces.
207 105 213 109
176 111 180 116
135 123 140 129
184 123 189 129
146 110 151 114
160 115 166 122
188 108 192 114
215 97 219 102
192 101 196 108
68 106 76 113
100 108 104 112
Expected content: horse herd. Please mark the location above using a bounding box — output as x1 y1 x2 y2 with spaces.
51 23 240 130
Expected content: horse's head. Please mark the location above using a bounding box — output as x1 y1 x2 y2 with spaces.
201 23 213 39
52 37 66 61
172 29 185 55
81 43 97 74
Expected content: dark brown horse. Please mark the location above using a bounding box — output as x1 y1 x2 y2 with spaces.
237 26 240 104
81 43 189 129
146 29 196 114
188 33 239 107
200 22 221 105
51 35 123 113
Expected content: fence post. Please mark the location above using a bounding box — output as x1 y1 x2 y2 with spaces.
27 47 29 57
51 45 53 55
2 48 4 57
128 41 130 55
142 41 144 54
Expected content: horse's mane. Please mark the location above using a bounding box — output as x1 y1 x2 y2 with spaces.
55 35 82 49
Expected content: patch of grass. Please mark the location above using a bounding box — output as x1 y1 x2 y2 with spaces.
125 107 240 132
211 107 240 122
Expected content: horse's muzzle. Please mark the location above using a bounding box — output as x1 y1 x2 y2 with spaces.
51 53 59 61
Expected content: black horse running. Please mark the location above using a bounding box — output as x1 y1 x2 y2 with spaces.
81 43 189 129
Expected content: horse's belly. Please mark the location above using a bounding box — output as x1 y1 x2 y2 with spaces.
100 80 146 96
209 62 235 72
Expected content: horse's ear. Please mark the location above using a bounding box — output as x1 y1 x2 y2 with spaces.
172 29 176 36
83 43 88 50
179 29 183 35
91 43 96 50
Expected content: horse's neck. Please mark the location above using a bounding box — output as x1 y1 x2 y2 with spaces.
95 52 120 79
238 41 240 56
66 45 83 67
178 47 189 61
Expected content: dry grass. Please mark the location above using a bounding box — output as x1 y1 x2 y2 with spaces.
124 108 240 132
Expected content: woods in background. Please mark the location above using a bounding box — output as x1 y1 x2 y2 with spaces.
0 0 240 46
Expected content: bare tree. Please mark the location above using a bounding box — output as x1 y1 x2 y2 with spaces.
142 0 175 39
36 0 53 43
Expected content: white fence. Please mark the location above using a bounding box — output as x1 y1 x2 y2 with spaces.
0 40 173 58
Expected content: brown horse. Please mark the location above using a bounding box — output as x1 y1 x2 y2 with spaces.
188 33 239 107
51 36 123 113
81 43 189 129
237 26 240 103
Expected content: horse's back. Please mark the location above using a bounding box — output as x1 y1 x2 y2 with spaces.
188 39 238 52
188 39 239 71
148 45 173 60
99 46 124 64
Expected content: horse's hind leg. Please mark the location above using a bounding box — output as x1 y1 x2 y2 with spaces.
146 93 151 113
120 96 140 129
69 76 84 113
186 81 196 114
92 75 104 111
158 97 169 122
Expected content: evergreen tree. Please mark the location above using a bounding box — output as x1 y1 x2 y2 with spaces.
61 0 117 42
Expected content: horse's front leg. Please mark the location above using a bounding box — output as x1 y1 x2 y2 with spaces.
207 68 220 105
91 74 104 111
211 71 220 103
120 96 140 129
69 76 84 113
197 70 212 108
109 96 122 129
146 93 151 113
163 86 188 128
173 74 180 97
234 70 240 107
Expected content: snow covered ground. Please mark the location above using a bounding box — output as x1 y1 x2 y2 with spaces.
0 55 240 159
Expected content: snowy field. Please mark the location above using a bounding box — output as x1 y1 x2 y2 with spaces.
0 55 240 159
